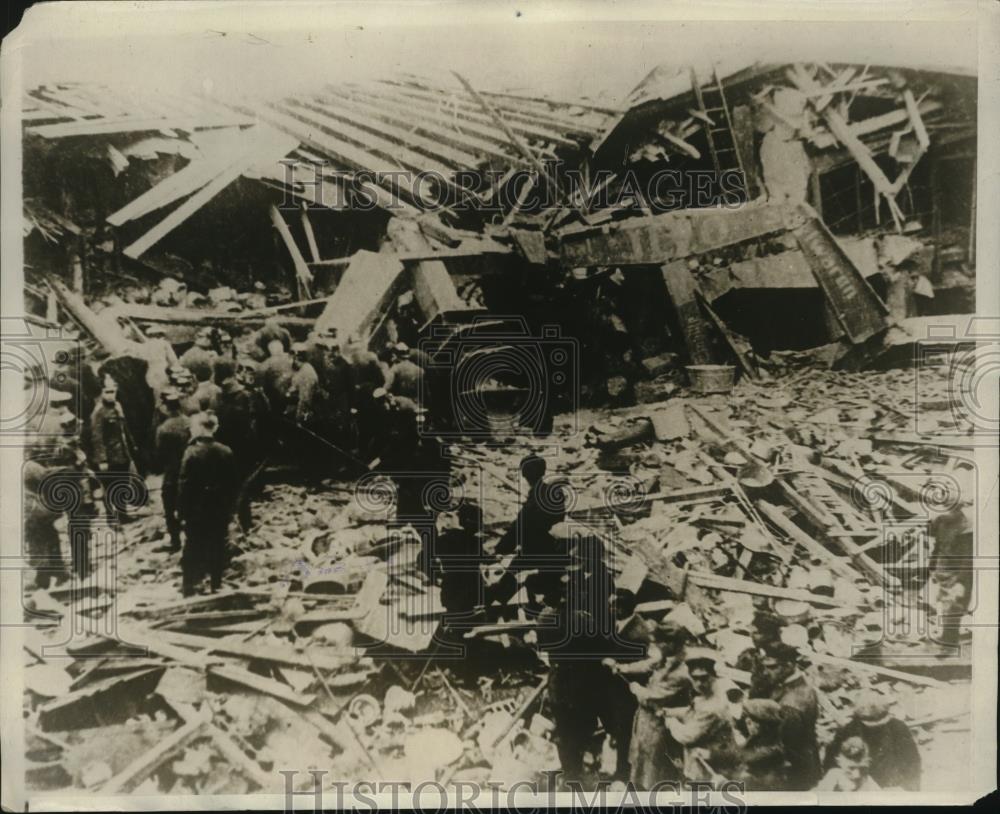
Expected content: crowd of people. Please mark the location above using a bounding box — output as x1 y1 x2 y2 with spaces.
22 317 433 598
21 321 951 793
425 454 926 792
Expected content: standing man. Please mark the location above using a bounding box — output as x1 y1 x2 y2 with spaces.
757 642 821 790
177 413 239 596
386 342 425 402
89 380 139 525
665 649 739 783
287 342 322 428
153 390 190 552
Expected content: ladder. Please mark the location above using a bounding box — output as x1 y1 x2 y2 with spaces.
690 66 749 201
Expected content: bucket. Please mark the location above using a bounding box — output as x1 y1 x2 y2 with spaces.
686 364 736 394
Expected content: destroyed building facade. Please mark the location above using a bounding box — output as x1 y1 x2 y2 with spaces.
10 50 986 803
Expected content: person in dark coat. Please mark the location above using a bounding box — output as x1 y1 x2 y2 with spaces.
88 380 139 525
386 342 425 402
53 413 99 579
177 413 239 596
153 390 190 552
735 611 784 684
539 603 622 788
823 691 921 791
23 460 66 590
929 506 974 648
757 642 821 790
343 339 387 458
736 699 790 791
215 359 258 530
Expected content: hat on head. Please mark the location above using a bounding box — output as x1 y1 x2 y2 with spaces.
59 412 79 427
161 389 181 403
762 641 799 664
145 325 166 337
191 411 219 437
838 736 872 766
48 389 72 404
743 698 784 725
684 647 720 671
291 342 309 354
652 619 689 644
854 691 891 726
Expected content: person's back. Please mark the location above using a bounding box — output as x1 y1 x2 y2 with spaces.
178 436 238 529
155 414 190 483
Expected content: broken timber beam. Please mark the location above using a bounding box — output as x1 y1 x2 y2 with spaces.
270 204 314 298
101 712 208 793
386 218 471 324
686 570 856 609
47 277 134 356
661 260 716 364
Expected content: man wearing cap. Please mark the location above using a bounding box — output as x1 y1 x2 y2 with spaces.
153 390 190 552
343 339 387 457
179 329 216 383
625 619 693 788
177 412 239 595
737 611 785 693
35 387 75 438
735 699 789 790
756 642 821 790
89 380 139 525
665 649 739 783
386 342 425 402
822 691 920 790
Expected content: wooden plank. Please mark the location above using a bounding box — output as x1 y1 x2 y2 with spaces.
282 98 461 179
313 249 406 341
28 114 250 139
47 277 133 355
269 204 313 297
107 149 238 226
790 206 889 343
388 80 580 148
807 651 949 688
757 500 861 583
452 72 558 185
209 664 317 706
686 570 855 609
322 87 517 164
300 93 482 168
123 129 296 259
299 204 321 263
340 85 525 158
205 724 277 790
234 101 419 211
158 630 349 673
386 218 470 324
308 240 511 268
558 201 794 268
661 260 715 364
101 714 207 793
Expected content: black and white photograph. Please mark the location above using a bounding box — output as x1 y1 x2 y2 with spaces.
1 1 997 809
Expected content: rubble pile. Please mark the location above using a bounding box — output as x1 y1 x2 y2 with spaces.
22 355 973 794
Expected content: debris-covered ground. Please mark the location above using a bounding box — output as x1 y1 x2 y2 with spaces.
22 359 974 794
